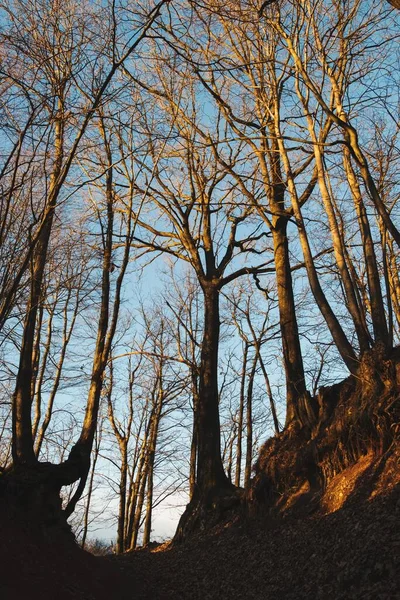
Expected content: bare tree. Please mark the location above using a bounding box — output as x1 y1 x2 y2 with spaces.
0 0 171 530
118 72 275 530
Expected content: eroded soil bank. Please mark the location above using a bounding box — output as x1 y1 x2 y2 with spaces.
118 486 400 600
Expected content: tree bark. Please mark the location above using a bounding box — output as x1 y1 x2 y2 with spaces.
343 149 389 347
273 98 358 374
272 218 309 424
235 341 248 487
244 352 257 489
189 373 199 501
261 127 308 425
304 116 370 352
258 353 280 436
12 106 64 466
196 282 231 495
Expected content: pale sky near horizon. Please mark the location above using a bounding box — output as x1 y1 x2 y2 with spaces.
91 490 188 545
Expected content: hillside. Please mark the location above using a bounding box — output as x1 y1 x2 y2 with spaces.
120 482 400 600
1 466 399 599
1 348 399 599
115 347 400 599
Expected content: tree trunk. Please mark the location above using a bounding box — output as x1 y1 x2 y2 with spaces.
116 445 128 554
307 125 370 352
273 100 358 374
386 237 400 332
142 441 156 547
258 353 280 436
196 282 231 494
343 149 389 347
175 282 237 540
12 107 64 466
244 352 257 489
235 341 248 487
125 415 151 550
189 372 199 501
142 474 153 547
81 426 101 549
142 378 162 547
272 219 308 424
32 305 52 441
263 126 308 426
130 470 147 550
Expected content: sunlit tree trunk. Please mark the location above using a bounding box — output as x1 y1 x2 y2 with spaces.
300 103 370 352
257 128 308 425
12 102 64 466
386 236 400 333
272 217 308 423
343 150 389 346
272 96 358 375
273 13 400 250
235 341 248 487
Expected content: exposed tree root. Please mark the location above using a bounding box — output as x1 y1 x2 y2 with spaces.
249 344 400 516
174 483 241 542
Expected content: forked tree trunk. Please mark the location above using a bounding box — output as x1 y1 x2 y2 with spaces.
273 99 358 375
125 415 151 550
5 0 170 530
343 149 389 347
304 116 370 352
260 128 308 426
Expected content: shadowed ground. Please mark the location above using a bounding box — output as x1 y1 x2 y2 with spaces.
1 480 399 599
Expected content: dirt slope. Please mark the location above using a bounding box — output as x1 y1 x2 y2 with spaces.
1 471 399 600
113 482 400 600
1 459 399 600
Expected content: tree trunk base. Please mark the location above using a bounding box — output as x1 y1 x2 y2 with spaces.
0 463 74 541
174 483 242 542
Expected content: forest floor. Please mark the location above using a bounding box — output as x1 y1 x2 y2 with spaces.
115 485 400 600
1 478 399 600
3 352 399 599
